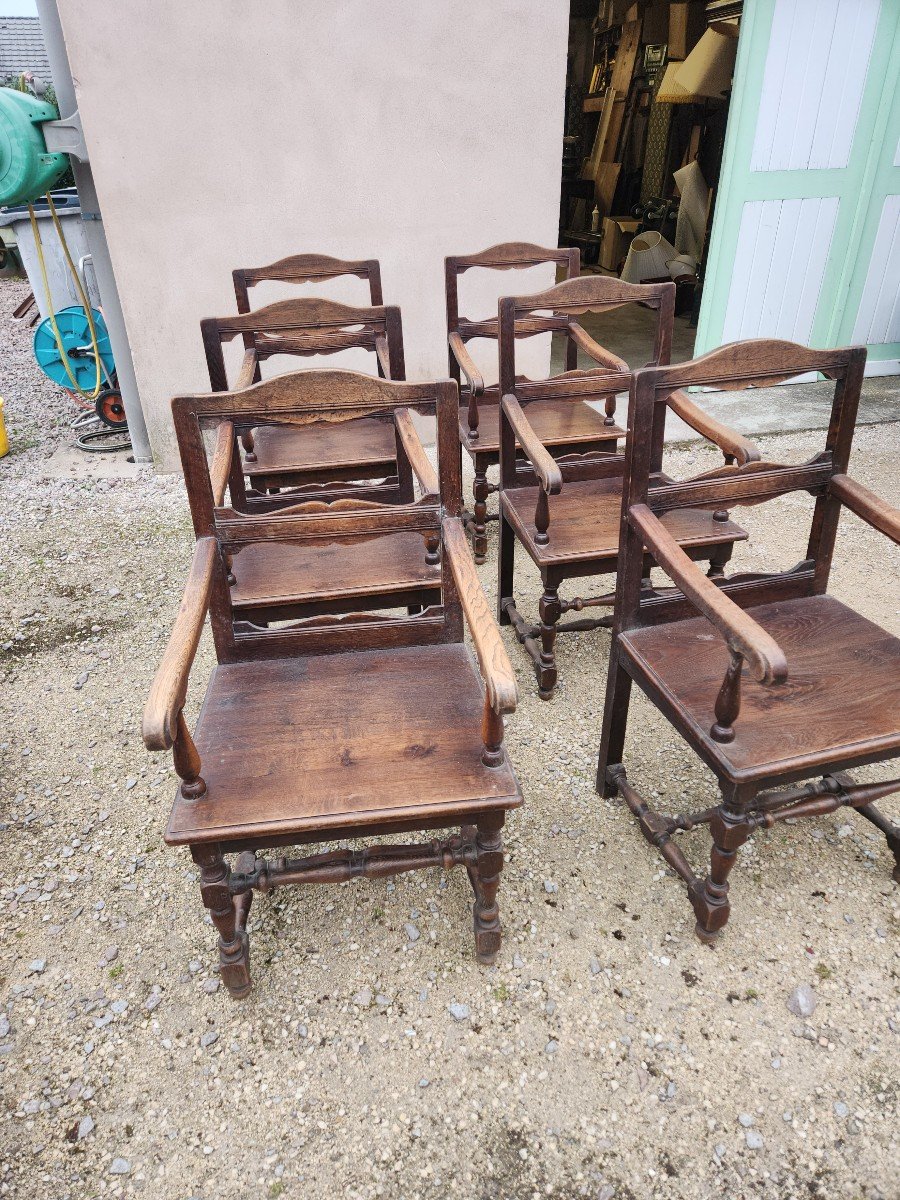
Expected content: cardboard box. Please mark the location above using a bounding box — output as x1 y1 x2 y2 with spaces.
600 217 640 272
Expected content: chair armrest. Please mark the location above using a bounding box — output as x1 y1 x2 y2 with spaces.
500 394 562 495
629 504 787 685
142 537 217 751
209 421 234 506
395 407 439 496
448 332 485 397
830 474 900 545
567 321 629 374
442 517 518 715
235 347 258 389
666 390 760 466
374 333 393 379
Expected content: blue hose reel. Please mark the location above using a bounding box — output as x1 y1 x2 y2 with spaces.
33 304 115 390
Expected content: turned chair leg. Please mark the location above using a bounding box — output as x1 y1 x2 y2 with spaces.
470 814 505 965
497 511 515 625
472 469 490 565
596 653 633 797
689 800 753 944
537 584 561 700
857 803 900 883
192 844 253 999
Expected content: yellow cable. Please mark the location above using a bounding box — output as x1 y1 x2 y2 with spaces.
28 194 104 399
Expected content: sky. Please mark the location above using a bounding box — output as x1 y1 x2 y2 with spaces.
0 1 38 14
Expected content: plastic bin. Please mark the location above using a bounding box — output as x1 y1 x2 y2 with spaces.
0 193 99 320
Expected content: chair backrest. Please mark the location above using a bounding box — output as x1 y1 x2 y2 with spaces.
445 241 581 375
498 274 676 396
171 369 463 665
618 338 868 630
200 297 406 391
496 276 676 490
233 253 384 313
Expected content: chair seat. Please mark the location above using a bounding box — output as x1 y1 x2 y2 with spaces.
459 398 625 455
501 476 747 566
229 531 441 618
244 416 397 484
166 644 522 846
620 594 900 784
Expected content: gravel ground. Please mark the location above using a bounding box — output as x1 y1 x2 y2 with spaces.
0 277 898 1200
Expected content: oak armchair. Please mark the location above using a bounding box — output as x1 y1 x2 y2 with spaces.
597 340 900 942
497 275 757 698
201 296 407 497
143 369 521 998
445 241 628 562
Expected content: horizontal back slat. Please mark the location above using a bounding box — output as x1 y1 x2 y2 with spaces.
641 339 858 393
208 297 391 338
647 456 833 512
449 242 575 273
238 254 376 286
214 499 440 548
511 275 673 317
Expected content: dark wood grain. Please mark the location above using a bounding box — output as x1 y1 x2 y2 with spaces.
596 336 900 944
145 368 522 994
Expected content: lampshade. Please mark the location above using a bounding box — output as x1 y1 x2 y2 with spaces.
655 61 689 103
675 26 738 99
621 231 678 283
673 160 709 259
666 253 699 280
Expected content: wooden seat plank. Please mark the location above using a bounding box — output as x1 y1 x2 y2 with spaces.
166 644 521 845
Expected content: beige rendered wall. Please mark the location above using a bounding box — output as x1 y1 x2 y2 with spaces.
54 0 571 470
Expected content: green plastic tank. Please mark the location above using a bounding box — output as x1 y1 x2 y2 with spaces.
0 88 69 207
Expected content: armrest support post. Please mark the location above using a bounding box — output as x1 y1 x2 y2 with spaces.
710 650 743 744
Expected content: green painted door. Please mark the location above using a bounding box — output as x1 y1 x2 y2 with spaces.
697 0 900 376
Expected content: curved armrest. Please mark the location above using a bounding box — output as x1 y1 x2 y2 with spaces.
500 394 562 494
831 474 900 545
142 538 217 752
374 333 392 379
667 390 761 466
442 517 518 715
209 420 234 506
567 321 629 374
629 504 787 685
395 407 439 496
448 332 485 397
235 348 258 389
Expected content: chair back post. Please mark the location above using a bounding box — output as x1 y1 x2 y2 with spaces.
497 297 520 492
807 344 867 594
616 369 659 633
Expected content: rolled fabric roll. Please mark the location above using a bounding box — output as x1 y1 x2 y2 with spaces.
621 231 678 283
673 160 709 260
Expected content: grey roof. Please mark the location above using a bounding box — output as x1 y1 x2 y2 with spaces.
0 16 51 83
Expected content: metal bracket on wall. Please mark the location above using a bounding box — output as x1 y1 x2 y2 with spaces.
42 109 89 163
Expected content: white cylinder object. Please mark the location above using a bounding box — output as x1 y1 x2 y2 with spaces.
621 231 678 283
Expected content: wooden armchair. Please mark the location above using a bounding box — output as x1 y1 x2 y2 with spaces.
446 241 629 563
597 340 900 943
232 252 384 314
143 370 521 998
497 276 757 699
202 296 407 497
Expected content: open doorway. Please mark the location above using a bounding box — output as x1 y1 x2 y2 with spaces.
558 1 742 366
